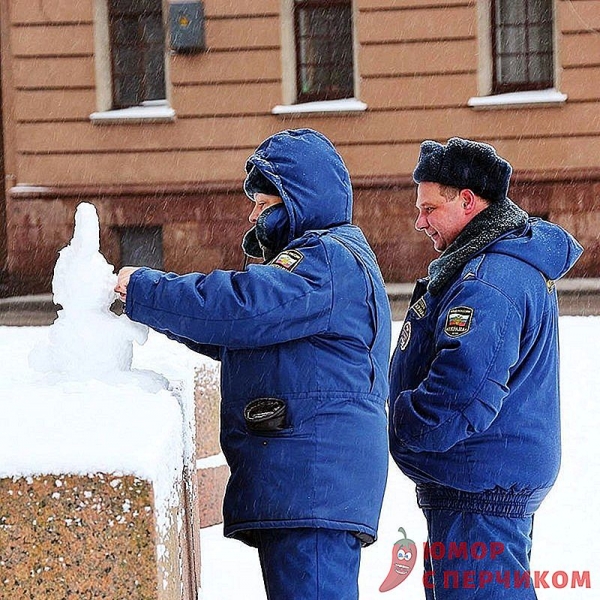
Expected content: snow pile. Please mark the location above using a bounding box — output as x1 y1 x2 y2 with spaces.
29 202 148 382
0 374 183 503
0 323 217 532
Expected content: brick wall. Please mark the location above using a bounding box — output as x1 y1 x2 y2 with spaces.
5 172 596 295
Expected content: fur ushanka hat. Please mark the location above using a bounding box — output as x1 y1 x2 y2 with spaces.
413 137 513 203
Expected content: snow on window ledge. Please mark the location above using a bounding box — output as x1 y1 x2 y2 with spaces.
272 98 367 116
90 100 176 124
10 185 51 197
468 89 567 110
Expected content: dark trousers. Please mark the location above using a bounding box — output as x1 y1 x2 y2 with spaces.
254 528 361 600
422 509 537 599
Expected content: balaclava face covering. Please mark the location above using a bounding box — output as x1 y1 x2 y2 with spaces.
242 203 291 263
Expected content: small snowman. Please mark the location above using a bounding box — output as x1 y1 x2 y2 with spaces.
30 202 148 380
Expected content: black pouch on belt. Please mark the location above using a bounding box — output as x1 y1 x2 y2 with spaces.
244 398 288 432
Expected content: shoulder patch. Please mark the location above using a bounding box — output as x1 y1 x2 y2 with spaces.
410 296 427 319
271 249 304 272
444 306 474 337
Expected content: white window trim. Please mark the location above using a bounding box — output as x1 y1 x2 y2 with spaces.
91 0 173 122
468 88 567 110
473 0 563 107
93 0 113 113
272 98 367 116
90 100 176 124
280 0 297 105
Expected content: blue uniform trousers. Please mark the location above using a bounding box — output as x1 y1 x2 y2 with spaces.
422 509 537 599
254 528 361 600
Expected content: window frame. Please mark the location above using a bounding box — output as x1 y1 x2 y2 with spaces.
491 0 555 95
293 0 355 104
107 0 168 110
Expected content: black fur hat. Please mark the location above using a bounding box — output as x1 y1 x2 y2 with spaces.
244 165 280 199
413 137 512 202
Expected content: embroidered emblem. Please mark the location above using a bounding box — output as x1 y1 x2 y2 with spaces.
444 306 474 337
410 296 427 319
399 321 412 351
271 249 304 272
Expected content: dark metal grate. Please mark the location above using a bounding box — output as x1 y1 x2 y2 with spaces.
119 226 163 270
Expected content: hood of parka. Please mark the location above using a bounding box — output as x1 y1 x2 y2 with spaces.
244 129 353 244
490 217 583 282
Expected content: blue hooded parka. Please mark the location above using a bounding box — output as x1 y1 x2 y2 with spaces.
125 129 392 545
389 216 583 511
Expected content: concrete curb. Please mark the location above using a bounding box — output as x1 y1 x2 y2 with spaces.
0 294 60 326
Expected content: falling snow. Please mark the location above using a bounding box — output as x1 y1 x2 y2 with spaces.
0 319 597 598
200 318 600 599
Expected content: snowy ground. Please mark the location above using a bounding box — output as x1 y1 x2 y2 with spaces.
200 317 600 599
1 318 598 599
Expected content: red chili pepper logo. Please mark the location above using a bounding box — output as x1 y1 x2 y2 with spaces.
379 527 417 593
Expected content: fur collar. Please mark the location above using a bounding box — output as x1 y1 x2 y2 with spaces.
428 198 529 295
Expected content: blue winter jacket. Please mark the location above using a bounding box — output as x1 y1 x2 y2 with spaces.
389 218 582 513
125 129 392 545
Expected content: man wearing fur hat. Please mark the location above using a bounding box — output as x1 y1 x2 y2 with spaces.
116 129 391 599
389 138 583 598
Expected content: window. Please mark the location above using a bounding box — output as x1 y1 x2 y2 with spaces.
294 0 354 103
109 0 166 109
119 226 163 270
492 0 554 94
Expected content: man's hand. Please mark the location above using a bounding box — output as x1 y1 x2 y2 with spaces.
115 266 140 301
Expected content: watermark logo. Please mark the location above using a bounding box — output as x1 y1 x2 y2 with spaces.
423 542 592 591
378 532 592 593
379 527 417 592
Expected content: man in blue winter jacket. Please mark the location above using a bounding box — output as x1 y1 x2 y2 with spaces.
389 138 583 599
115 129 392 600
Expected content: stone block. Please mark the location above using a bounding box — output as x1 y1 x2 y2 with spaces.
194 362 229 529
194 364 222 459
196 465 230 529
0 473 197 600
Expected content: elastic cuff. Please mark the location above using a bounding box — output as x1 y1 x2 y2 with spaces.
416 484 550 517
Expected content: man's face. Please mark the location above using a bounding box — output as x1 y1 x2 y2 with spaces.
248 193 283 224
415 182 469 252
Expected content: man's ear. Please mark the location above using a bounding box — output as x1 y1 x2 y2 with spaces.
459 189 477 213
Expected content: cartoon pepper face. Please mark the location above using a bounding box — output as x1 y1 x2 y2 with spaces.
379 527 418 592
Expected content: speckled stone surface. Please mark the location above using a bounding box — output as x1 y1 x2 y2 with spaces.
0 474 158 599
194 364 228 530
196 466 229 529
194 365 221 459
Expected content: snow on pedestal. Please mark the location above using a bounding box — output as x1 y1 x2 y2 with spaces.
0 203 200 600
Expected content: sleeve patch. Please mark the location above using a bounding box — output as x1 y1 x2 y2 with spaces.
399 320 412 351
444 306 474 337
270 249 304 272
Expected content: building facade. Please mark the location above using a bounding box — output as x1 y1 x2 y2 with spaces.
0 0 598 294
